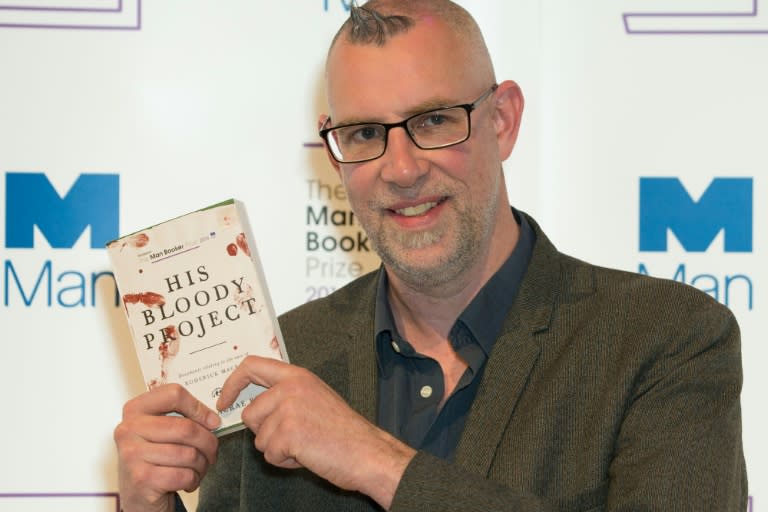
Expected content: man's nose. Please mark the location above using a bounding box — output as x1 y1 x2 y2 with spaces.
379 127 428 187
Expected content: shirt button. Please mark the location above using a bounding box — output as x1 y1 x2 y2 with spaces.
391 341 401 353
420 385 433 399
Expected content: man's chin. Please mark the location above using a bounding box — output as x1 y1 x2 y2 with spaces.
382 247 468 289
390 228 443 251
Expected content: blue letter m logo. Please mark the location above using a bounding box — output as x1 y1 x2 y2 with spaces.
639 177 752 252
5 172 119 249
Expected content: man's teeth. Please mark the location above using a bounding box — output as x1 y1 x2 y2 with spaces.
396 201 438 217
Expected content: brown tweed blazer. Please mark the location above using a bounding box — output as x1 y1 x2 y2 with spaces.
198 214 747 511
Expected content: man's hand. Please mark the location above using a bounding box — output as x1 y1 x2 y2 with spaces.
217 356 416 510
114 384 222 512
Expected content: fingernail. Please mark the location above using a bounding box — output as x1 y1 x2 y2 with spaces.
206 411 221 429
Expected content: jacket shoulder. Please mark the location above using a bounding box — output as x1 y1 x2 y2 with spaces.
279 269 378 327
277 270 379 367
557 252 736 326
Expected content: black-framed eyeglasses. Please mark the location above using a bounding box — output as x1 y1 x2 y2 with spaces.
319 84 498 164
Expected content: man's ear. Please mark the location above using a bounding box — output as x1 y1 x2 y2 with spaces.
491 80 525 161
318 114 341 174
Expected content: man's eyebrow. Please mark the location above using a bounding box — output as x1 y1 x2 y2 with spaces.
401 98 456 117
333 97 459 126
332 115 378 126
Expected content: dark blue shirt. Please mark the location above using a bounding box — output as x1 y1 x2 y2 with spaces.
375 209 535 460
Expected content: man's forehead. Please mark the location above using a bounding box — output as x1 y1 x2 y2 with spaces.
326 35 474 110
327 51 468 121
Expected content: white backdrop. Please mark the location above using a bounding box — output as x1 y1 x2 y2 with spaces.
0 1 761 510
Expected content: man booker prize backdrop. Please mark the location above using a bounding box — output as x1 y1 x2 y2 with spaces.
0 1 763 510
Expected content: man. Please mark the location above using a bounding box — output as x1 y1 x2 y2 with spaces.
114 1 747 510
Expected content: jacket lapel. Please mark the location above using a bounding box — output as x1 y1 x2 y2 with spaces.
454 216 560 475
342 273 380 424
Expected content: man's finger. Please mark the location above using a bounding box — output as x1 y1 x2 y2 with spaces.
133 414 219 461
216 356 292 411
141 440 212 475
123 383 221 431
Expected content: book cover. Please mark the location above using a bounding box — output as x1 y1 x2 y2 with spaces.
107 199 288 437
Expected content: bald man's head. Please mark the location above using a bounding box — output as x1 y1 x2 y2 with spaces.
327 0 496 85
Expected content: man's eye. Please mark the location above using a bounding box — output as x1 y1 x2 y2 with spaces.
413 110 461 130
424 113 447 126
356 126 381 140
342 125 383 144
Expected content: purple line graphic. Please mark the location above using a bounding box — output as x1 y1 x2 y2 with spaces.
0 0 120 12
624 0 768 34
0 0 140 30
749 495 753 512
0 492 119 512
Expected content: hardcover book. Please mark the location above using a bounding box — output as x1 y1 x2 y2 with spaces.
107 199 288 437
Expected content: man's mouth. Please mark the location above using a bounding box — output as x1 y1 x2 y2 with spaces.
393 198 445 217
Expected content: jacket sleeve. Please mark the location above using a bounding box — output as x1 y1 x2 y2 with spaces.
392 452 556 512
603 304 747 510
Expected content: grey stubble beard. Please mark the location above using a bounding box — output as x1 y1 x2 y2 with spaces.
367 196 498 293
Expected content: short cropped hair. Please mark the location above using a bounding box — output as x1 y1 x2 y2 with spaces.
327 0 497 87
